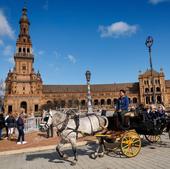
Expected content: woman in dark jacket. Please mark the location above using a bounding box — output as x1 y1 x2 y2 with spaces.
16 113 27 144
0 112 5 140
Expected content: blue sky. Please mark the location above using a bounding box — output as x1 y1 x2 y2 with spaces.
0 0 170 85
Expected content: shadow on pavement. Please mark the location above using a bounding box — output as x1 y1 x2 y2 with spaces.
26 142 97 165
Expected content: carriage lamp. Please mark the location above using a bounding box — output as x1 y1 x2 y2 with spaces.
85 70 91 82
145 36 155 104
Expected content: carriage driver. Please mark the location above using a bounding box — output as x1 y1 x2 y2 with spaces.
116 89 129 129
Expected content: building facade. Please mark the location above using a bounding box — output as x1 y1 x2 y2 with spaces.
4 7 170 115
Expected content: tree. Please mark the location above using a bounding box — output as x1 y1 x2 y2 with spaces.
0 79 5 112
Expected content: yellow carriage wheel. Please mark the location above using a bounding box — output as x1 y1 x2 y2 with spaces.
120 130 141 158
145 135 161 143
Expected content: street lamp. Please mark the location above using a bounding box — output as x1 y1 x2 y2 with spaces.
145 36 155 104
85 70 93 114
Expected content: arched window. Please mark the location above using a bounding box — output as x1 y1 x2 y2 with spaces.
23 48 26 53
94 99 99 105
156 87 161 92
19 48 21 53
61 100 65 108
107 99 112 105
113 98 118 105
81 100 86 107
146 97 150 104
101 99 105 105
151 87 153 92
157 96 162 104
133 97 137 104
27 48 30 53
145 88 149 93
47 100 52 104
20 101 27 113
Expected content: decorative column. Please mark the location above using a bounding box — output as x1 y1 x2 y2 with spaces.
85 70 93 114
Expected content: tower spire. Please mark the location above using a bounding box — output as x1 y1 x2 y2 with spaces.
14 4 34 62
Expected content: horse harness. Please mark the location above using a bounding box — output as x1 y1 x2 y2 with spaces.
57 114 80 137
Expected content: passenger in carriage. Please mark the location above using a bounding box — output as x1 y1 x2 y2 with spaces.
149 104 160 126
157 105 166 119
142 105 151 122
116 89 129 129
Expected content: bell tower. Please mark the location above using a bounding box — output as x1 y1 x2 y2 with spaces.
15 7 34 75
4 6 42 115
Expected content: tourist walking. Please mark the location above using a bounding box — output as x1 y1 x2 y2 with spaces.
16 113 27 144
6 113 16 140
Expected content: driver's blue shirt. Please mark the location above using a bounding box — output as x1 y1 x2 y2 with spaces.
116 96 129 111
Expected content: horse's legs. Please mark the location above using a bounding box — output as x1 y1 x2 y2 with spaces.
56 139 68 160
70 137 77 161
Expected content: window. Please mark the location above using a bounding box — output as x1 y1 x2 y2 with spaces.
133 97 137 104
81 100 86 107
23 39 26 42
23 48 26 53
146 97 150 104
94 99 99 105
156 87 161 92
35 104 38 112
157 96 162 104
145 88 149 93
107 99 112 105
23 28 26 33
22 65 26 70
27 48 30 53
113 98 118 105
101 99 105 105
8 105 12 114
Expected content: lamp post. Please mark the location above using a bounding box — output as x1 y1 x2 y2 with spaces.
145 36 155 104
85 70 93 114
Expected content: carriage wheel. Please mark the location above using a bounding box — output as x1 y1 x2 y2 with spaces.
145 135 161 143
120 131 141 158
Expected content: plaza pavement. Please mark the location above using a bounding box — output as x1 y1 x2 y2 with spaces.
0 133 170 169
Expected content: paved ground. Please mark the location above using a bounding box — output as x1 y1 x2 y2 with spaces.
0 133 170 169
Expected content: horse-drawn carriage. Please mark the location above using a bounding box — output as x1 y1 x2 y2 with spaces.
88 109 170 159
39 108 170 165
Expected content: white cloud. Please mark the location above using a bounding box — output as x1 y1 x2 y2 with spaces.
0 10 14 39
43 0 49 10
3 45 13 56
98 21 138 38
67 54 76 64
149 0 170 5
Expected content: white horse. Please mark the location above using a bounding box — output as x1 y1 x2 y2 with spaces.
40 109 108 164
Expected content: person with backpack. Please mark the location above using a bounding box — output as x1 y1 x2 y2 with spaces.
6 113 16 140
16 113 27 144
